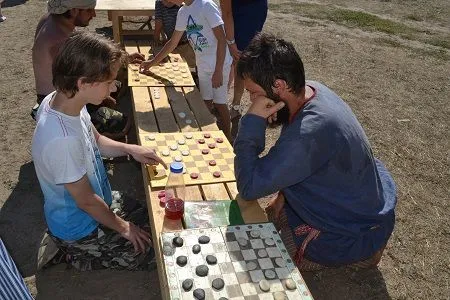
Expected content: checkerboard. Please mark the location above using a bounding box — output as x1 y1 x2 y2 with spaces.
142 131 235 188
128 60 195 87
161 223 314 300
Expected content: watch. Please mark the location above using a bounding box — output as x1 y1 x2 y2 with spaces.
226 39 236 45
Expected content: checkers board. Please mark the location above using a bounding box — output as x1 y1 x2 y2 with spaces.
128 60 195 87
161 223 313 300
142 131 235 188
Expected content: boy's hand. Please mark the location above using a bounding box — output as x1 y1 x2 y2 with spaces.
139 60 156 74
128 52 145 64
247 96 286 120
128 144 167 168
212 69 223 88
119 221 152 253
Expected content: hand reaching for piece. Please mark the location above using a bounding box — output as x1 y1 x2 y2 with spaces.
139 60 156 74
128 52 146 64
128 144 167 168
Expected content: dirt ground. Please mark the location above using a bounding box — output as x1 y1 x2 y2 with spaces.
0 0 449 299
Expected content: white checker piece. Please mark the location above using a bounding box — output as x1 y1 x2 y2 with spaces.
161 223 314 300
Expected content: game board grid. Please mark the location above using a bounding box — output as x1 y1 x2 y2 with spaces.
127 61 195 87
162 224 314 300
142 131 236 187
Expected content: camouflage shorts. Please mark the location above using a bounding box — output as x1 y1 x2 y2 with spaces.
49 192 155 271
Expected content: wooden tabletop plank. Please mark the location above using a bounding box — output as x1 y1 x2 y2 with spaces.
124 40 138 52
225 181 239 200
166 87 200 132
201 183 231 201
183 86 218 131
96 0 156 11
150 87 179 133
137 40 153 60
131 87 159 135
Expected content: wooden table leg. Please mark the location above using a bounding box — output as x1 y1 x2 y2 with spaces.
111 11 122 45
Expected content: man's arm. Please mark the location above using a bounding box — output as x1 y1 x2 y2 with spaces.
234 97 330 200
211 25 227 88
65 175 150 253
154 19 164 43
92 125 166 168
219 0 240 61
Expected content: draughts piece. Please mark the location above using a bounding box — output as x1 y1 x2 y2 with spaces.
178 112 186 118
174 156 182 162
142 131 235 187
128 61 195 87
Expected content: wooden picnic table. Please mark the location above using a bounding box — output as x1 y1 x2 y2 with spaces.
124 40 268 299
95 0 156 45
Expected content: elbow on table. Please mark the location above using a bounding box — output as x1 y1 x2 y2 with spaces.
237 183 263 201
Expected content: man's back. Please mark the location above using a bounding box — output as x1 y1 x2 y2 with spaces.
32 14 71 98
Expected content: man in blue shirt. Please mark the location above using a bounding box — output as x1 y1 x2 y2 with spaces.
234 33 397 271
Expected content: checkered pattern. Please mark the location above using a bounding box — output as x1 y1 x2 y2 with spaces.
141 131 235 187
128 61 195 87
161 224 314 300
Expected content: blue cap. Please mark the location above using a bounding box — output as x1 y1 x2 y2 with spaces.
170 162 184 173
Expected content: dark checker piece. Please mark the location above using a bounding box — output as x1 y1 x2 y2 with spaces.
192 244 201 254
173 237 184 247
212 278 225 290
195 265 209 277
205 255 217 265
198 235 210 244
176 255 187 267
193 288 206 300
182 279 193 291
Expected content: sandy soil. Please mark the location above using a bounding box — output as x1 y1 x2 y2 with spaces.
0 0 449 299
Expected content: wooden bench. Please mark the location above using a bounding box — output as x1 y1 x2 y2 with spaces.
124 40 267 299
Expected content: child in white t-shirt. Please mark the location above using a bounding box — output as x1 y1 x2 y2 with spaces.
32 31 165 271
140 0 233 139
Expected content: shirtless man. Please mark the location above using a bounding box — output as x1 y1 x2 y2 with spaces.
32 0 144 117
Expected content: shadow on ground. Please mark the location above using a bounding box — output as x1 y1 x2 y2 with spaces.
0 161 46 277
303 266 390 299
3 0 29 8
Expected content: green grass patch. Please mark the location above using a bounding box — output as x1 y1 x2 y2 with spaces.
269 3 417 35
426 38 450 49
374 38 449 61
405 14 424 22
269 2 450 52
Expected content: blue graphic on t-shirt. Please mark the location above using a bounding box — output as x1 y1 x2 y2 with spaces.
186 15 208 52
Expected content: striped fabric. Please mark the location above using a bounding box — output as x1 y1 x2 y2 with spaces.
0 239 34 300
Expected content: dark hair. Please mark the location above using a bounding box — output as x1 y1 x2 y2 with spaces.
61 10 72 18
52 31 127 98
237 33 305 98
